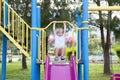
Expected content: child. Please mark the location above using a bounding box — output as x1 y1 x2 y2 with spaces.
53 22 66 61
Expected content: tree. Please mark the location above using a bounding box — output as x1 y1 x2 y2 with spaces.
41 0 72 28
9 0 31 69
92 0 120 74
111 16 120 39
41 0 52 27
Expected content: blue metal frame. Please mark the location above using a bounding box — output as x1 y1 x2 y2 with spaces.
77 12 82 80
31 0 40 80
2 0 8 80
82 0 89 80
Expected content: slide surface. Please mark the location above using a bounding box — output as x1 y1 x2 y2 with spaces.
45 56 77 80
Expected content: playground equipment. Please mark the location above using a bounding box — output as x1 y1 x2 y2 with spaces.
89 6 120 11
45 55 77 80
111 74 120 80
0 0 89 80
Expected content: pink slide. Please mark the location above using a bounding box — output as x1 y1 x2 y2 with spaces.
45 55 77 80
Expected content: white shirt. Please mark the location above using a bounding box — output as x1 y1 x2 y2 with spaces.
54 34 65 48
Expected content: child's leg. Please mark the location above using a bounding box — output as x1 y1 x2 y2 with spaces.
61 47 65 56
54 48 59 61
55 48 59 56
61 47 66 60
61 47 65 60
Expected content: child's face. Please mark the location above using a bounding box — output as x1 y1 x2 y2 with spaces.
57 28 63 36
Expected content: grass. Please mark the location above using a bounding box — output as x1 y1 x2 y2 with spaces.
0 62 120 80
0 62 31 80
89 63 120 80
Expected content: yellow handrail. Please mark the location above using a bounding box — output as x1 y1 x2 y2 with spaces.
1 0 32 59
3 0 31 29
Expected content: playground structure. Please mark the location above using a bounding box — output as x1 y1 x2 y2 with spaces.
1 0 120 80
0 0 89 80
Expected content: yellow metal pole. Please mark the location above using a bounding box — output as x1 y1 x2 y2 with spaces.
72 30 75 55
22 22 24 47
38 32 40 60
41 30 44 61
42 30 46 62
44 30 46 62
17 14 19 42
89 6 120 11
8 7 10 33
38 30 42 61
76 27 89 30
76 29 78 62
26 26 28 52
12 11 14 38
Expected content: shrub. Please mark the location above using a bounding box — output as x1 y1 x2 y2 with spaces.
66 47 76 60
114 46 120 61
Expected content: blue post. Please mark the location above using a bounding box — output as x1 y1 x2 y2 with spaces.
77 12 82 80
36 6 41 80
2 0 8 80
31 0 40 80
82 0 89 80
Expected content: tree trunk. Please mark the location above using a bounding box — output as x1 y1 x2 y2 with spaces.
103 48 111 74
22 54 27 69
99 10 111 74
103 11 111 74
95 0 111 74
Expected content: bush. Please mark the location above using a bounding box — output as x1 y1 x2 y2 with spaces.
114 46 120 60
66 47 76 60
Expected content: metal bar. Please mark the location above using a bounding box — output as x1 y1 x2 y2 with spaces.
3 0 31 29
0 26 31 59
8 7 10 33
43 30 46 62
82 0 89 80
26 26 28 52
42 30 44 62
31 0 40 80
22 22 24 47
76 27 89 30
39 30 42 61
37 34 40 60
3 2 5 28
72 31 75 55
12 11 14 37
77 13 82 80
2 0 8 80
89 6 120 11
37 6 41 61
15 14 19 42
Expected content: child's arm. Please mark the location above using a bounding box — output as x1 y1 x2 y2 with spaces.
53 23 56 35
63 22 66 34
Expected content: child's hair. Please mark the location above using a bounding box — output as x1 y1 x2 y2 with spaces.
56 28 64 34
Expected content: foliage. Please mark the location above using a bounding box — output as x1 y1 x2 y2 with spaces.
91 0 120 74
41 0 76 36
114 46 120 60
111 16 120 39
110 49 116 55
9 0 31 25
66 47 76 60
89 38 102 55
41 0 52 28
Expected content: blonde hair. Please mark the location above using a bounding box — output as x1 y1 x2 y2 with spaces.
56 28 63 34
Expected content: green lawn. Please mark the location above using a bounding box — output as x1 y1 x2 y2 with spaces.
0 62 120 80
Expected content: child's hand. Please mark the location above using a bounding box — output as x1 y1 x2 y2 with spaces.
63 21 66 24
53 21 56 24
